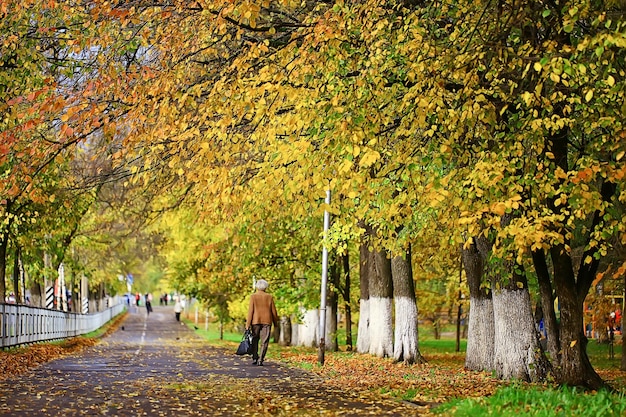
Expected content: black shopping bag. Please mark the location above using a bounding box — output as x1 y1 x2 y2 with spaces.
236 329 253 355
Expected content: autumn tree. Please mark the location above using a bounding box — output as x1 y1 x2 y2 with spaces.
400 0 626 389
1 0 161 302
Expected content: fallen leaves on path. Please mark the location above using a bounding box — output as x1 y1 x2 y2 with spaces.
0 338 98 381
0 312 125 382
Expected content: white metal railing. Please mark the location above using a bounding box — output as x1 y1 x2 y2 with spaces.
0 302 126 349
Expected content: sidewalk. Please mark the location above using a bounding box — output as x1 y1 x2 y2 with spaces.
0 305 423 416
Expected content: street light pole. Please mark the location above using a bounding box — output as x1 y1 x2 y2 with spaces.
318 189 331 366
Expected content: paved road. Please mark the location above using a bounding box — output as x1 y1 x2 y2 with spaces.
0 306 422 416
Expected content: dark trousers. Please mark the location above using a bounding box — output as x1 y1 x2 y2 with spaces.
251 324 272 362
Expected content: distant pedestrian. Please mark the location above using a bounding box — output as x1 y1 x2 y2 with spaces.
608 312 616 341
145 293 153 315
174 297 182 322
246 279 279 366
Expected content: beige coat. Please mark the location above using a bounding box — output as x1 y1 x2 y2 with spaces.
246 290 279 328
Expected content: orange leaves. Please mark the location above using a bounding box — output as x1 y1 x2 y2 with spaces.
611 261 626 279
277 349 503 403
572 167 595 184
0 337 97 382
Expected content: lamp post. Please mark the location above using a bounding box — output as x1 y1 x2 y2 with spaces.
318 189 331 365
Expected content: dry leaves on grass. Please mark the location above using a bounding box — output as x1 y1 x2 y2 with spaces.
597 369 626 390
277 350 505 405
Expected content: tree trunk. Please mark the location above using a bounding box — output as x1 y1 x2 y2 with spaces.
391 247 424 364
326 258 339 351
30 281 44 307
70 269 80 313
531 249 561 363
456 256 463 353
279 316 292 346
492 267 551 382
293 308 318 347
12 246 20 303
341 251 353 351
0 232 7 302
356 228 371 354
463 242 495 372
369 245 394 358
552 244 605 388
272 322 280 343
544 128 613 389
98 282 106 311
620 274 626 371
0 200 12 302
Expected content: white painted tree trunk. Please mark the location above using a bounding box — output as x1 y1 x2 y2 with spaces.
292 308 318 347
492 287 548 381
465 295 495 372
391 251 422 364
325 302 337 350
463 239 494 372
278 316 292 346
368 247 394 358
290 315 300 345
369 296 394 357
356 298 370 353
393 296 419 363
357 227 371 354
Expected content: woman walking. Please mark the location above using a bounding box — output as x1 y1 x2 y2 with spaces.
246 279 279 366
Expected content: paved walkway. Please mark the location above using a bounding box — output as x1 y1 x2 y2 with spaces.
0 306 422 416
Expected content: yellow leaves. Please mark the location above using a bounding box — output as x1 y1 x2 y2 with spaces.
554 166 568 180
491 202 507 216
485 195 523 217
359 149 380 167
521 91 534 107
428 188 449 209
607 75 615 87
549 72 560 83
338 158 353 174
462 236 474 250
553 193 568 207
585 89 594 102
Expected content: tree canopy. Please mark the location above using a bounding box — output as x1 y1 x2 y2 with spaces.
2 0 625 389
